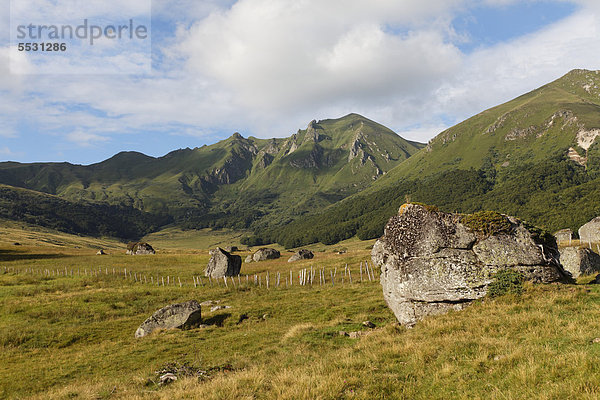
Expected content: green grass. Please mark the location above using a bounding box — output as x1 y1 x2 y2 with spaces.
2 236 600 399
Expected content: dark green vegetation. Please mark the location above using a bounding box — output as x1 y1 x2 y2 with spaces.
0 114 423 239
255 69 600 247
487 270 525 298
0 184 169 240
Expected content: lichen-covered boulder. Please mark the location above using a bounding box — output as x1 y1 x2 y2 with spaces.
372 204 570 326
126 242 155 255
559 246 600 278
135 300 202 338
205 247 242 278
288 249 314 262
579 217 600 243
554 229 573 243
252 248 280 262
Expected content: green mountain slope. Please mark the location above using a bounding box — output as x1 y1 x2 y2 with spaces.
0 114 424 237
263 69 600 247
0 184 170 239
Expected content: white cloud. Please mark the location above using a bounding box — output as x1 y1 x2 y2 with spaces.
66 130 110 147
2 0 600 158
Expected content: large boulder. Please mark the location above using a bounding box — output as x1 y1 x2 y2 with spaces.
205 247 242 278
554 229 573 243
288 249 314 262
126 242 155 255
579 217 600 243
372 204 570 327
252 248 280 262
135 300 202 338
559 246 600 278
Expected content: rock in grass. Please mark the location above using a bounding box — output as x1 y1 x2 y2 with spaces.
135 300 202 338
205 248 242 278
126 242 155 255
245 255 253 263
372 203 571 327
252 248 280 262
559 247 600 278
288 249 314 262
579 217 600 243
96 249 107 255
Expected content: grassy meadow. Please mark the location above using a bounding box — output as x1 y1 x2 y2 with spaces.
2 224 600 399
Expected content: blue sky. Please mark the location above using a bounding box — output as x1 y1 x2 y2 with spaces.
1 0 599 164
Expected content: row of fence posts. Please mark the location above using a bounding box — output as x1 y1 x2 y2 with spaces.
1 261 379 290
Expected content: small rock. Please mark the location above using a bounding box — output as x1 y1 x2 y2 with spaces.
237 314 249 324
337 251 346 255
592 338 600 344
339 331 349 337
348 331 363 339
245 255 253 263
362 321 376 328
252 248 280 262
13 242 21 246
126 242 155 255
210 305 231 312
159 373 177 385
288 249 314 263
200 300 219 306
205 248 242 278
493 355 506 361
135 300 202 338
96 249 107 255
261 313 268 320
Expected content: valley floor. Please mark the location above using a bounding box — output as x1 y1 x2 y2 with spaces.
1 230 600 399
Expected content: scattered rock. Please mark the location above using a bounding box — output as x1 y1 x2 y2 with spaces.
559 247 600 278
126 242 155 255
245 255 253 263
362 321 376 329
372 204 570 327
159 373 177 385
348 331 363 339
96 249 107 255
288 249 314 262
337 251 346 255
224 246 239 252
210 305 231 312
200 300 220 307
252 248 280 262
592 338 600 344
554 229 573 243
135 300 202 338
493 355 506 362
339 331 349 337
205 248 242 278
579 217 600 243
261 313 268 320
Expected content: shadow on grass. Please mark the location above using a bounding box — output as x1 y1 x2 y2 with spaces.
0 249 71 262
202 313 231 327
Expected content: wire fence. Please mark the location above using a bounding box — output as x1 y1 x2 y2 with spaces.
1 261 381 290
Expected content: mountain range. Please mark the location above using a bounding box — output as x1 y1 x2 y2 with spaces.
0 114 423 240
1 69 600 246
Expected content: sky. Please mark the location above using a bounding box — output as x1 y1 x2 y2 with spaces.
1 0 600 164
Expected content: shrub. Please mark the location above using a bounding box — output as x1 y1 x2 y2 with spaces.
460 211 512 237
487 270 525 298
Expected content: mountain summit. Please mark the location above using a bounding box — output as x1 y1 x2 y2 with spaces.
0 114 423 237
